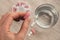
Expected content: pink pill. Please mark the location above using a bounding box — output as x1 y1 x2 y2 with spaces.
24 5 29 8
16 3 20 6
13 7 17 12
24 13 30 19
21 2 25 6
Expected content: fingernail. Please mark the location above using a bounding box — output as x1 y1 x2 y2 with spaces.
31 28 36 35
24 13 30 19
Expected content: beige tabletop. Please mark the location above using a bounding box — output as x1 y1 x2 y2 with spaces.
0 0 60 40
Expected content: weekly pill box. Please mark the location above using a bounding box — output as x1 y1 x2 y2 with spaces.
12 1 31 13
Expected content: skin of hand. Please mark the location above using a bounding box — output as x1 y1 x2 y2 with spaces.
0 12 30 40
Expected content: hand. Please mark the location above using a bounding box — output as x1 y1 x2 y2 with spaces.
0 12 30 40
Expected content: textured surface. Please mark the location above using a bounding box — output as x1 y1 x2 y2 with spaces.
0 0 60 40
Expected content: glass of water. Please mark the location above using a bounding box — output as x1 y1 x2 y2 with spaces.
27 4 59 38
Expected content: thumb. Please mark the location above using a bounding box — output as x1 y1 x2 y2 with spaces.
17 17 31 38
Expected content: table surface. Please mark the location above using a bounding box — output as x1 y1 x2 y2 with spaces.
0 0 60 40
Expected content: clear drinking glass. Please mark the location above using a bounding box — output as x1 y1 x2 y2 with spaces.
27 4 59 39
34 4 59 28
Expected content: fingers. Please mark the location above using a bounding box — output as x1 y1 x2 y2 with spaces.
0 17 1 20
10 12 26 19
4 12 30 26
17 18 30 38
10 12 28 21
0 12 28 31
0 13 9 26
3 12 26 25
